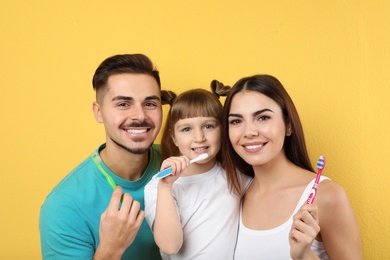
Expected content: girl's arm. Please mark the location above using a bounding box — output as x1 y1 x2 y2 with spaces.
153 156 190 255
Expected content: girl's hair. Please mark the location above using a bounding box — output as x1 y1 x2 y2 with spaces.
160 80 230 162
221 74 314 195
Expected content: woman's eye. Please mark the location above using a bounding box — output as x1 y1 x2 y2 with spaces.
229 119 241 125
258 115 270 121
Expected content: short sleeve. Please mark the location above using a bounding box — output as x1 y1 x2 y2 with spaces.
39 194 95 260
144 178 159 230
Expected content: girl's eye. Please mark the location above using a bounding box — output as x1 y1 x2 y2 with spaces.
204 124 215 129
181 127 191 132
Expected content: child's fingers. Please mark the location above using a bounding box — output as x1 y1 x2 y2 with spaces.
160 156 190 176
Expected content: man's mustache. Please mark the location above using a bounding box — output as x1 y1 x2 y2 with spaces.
123 121 155 128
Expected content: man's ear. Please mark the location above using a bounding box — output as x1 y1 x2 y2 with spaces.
92 102 103 123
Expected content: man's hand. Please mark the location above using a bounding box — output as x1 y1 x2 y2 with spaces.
94 186 145 260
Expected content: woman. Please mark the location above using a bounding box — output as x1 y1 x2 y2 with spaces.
221 75 361 259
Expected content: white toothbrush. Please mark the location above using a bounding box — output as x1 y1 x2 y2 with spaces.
152 153 209 180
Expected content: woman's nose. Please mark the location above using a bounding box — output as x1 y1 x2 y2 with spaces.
244 122 259 138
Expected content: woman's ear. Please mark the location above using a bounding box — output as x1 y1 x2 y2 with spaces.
92 102 104 123
286 124 292 136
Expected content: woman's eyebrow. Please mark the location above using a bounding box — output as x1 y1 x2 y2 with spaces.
228 108 274 118
228 113 242 118
253 108 274 117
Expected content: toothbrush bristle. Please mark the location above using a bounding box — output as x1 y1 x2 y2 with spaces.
316 156 326 170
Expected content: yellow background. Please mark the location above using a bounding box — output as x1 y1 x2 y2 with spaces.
1 1 389 259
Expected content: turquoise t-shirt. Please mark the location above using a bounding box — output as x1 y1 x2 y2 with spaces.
39 144 162 260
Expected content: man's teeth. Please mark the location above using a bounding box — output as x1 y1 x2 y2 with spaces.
127 129 147 134
245 144 264 150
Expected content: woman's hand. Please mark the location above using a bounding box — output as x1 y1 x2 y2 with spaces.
289 204 320 260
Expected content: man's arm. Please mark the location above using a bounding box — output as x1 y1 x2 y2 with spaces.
40 186 144 260
40 195 96 259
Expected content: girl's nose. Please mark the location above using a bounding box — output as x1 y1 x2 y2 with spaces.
194 129 206 142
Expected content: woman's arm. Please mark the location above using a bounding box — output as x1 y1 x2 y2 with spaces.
290 181 362 260
317 181 362 259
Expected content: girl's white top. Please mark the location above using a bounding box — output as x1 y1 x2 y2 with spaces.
145 163 251 260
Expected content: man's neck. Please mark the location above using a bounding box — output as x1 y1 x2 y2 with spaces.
100 145 149 181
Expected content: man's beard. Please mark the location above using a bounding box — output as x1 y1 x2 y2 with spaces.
111 137 152 155
111 120 156 154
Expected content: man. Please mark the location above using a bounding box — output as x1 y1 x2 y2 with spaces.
40 54 163 259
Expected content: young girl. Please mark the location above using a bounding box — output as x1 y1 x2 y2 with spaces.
144 81 251 259
221 74 362 259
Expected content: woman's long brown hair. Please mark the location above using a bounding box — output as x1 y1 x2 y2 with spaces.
221 75 314 195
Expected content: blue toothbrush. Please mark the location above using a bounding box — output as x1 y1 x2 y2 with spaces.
152 153 209 180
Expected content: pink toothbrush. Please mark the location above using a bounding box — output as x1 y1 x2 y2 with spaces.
306 156 326 204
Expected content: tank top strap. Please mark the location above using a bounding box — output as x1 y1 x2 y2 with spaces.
293 176 330 214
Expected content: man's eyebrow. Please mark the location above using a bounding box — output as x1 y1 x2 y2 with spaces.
145 95 161 101
112 96 133 102
111 95 161 102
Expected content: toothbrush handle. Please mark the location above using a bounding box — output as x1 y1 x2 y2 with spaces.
306 170 322 204
306 183 318 204
153 167 173 179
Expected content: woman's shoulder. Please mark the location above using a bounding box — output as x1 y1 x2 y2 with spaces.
316 178 351 211
295 167 348 206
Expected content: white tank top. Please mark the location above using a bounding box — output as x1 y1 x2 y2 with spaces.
234 176 330 260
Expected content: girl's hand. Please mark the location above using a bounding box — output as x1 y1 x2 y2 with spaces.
159 156 190 184
289 204 320 260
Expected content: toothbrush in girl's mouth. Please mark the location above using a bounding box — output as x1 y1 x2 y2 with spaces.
152 153 209 180
306 156 326 204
